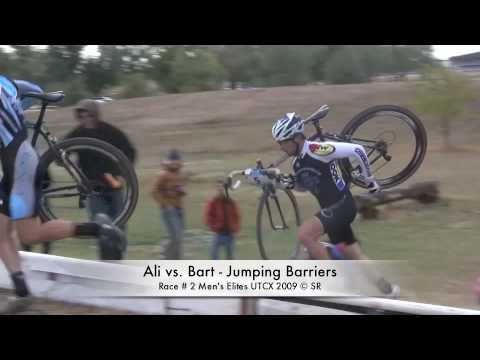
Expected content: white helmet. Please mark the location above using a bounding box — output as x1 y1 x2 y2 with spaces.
272 112 305 142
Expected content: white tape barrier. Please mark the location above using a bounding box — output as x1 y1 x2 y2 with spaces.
0 252 243 315
0 252 151 314
311 297 480 315
0 254 318 314
0 254 343 315
1 252 479 315
257 299 359 315
261 297 480 315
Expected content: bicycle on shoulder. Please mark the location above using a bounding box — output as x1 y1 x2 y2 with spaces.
225 104 427 260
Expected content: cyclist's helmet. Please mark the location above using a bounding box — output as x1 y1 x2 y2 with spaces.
272 112 305 142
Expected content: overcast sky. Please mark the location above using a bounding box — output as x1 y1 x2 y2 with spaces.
80 45 480 60
433 45 480 60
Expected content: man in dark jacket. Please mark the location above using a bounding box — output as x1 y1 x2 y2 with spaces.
64 99 137 260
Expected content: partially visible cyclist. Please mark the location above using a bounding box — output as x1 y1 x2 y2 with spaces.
0 75 125 308
257 112 399 297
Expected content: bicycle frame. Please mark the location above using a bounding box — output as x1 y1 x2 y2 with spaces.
26 102 58 149
320 130 391 171
26 102 94 197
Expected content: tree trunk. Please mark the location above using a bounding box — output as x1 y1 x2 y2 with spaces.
353 182 440 219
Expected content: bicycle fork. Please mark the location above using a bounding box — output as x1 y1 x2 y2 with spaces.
57 148 92 194
264 190 289 231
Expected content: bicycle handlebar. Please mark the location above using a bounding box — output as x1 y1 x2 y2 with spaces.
225 168 282 190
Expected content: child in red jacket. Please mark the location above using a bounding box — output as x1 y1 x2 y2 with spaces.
204 180 241 259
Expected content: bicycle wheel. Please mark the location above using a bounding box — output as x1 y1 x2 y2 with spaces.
339 105 427 189
256 187 302 260
37 137 138 227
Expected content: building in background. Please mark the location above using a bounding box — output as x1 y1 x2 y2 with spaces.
448 52 480 72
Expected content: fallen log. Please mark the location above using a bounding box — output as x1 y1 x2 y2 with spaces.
353 181 440 219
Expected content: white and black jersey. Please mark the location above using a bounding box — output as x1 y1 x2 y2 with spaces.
292 140 373 208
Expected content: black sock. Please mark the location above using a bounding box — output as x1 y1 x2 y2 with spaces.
74 222 101 237
10 271 30 298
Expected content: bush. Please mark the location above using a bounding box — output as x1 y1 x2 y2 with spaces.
412 66 476 149
160 48 227 93
118 73 158 99
260 46 315 86
324 47 368 84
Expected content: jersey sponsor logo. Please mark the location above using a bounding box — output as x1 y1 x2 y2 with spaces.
330 161 346 191
354 148 372 177
309 143 335 156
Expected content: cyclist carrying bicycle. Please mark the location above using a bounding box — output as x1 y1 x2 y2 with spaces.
268 112 399 297
0 75 126 308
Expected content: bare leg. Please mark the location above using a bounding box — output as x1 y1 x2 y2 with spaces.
14 216 125 261
0 214 22 273
15 217 75 246
298 216 331 260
